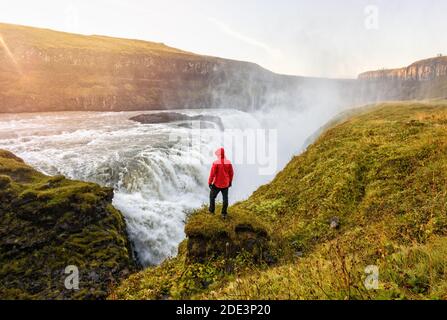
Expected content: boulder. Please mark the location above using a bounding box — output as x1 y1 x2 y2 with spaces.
130 112 224 130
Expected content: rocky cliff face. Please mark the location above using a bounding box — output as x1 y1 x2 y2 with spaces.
0 23 331 113
0 150 136 299
359 56 447 81
1 23 445 114
357 57 447 102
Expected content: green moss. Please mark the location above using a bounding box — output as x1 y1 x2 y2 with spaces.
205 236 447 300
0 151 43 183
237 101 447 251
0 150 136 300
184 206 273 264
185 206 269 239
0 175 12 188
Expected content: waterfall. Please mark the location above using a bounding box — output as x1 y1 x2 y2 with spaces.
0 103 348 266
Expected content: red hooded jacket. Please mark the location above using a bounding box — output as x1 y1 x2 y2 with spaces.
208 148 234 189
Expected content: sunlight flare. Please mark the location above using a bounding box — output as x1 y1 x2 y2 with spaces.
0 33 22 74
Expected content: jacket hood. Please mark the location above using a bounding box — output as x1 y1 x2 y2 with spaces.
215 147 225 159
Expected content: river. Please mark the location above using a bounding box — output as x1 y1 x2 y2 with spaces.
0 104 344 266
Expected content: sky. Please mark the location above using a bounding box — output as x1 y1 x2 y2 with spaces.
0 0 446 78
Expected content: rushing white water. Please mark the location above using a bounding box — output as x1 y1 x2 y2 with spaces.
0 104 347 266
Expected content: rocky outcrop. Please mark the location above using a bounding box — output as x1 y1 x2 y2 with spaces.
0 150 136 299
130 112 224 130
359 56 447 81
184 210 274 264
357 56 447 102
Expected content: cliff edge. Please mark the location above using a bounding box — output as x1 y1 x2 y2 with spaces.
359 56 447 81
0 23 312 113
0 150 136 299
113 101 447 300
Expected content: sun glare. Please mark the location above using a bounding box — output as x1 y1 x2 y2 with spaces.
0 34 22 74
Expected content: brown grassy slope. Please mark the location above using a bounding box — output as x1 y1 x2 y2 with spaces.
0 23 310 113
0 23 191 54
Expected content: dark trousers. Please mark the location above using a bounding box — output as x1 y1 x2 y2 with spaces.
209 186 229 215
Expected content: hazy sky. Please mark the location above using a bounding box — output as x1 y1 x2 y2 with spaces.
0 0 446 78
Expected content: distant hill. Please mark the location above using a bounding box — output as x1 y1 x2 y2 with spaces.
359 56 447 81
0 23 354 113
358 56 447 101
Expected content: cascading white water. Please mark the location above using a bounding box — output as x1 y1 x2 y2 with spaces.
0 103 347 266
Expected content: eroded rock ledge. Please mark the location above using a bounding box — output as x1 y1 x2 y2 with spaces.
0 150 136 299
358 56 447 81
130 112 224 130
184 209 274 264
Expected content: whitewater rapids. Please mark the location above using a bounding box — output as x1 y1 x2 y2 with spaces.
0 105 345 266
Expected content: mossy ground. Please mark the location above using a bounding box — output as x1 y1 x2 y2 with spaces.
185 206 273 263
0 150 136 299
112 101 447 300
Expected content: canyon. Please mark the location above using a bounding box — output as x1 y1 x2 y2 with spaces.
357 56 447 102
0 23 331 113
359 56 447 81
1 23 447 114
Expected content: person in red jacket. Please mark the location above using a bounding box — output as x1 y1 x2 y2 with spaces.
208 147 234 218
